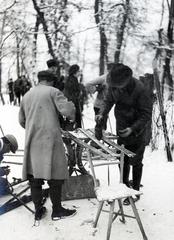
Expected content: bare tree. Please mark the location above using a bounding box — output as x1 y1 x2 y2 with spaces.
0 0 17 104
161 0 174 99
31 0 72 77
94 0 108 75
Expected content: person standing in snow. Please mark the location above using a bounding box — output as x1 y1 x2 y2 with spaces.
0 134 18 195
7 78 14 104
47 59 64 91
64 64 82 128
63 64 88 175
19 70 77 221
96 63 152 205
13 76 23 106
85 63 115 128
85 63 115 140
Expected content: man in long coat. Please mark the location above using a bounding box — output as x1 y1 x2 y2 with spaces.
19 70 76 221
97 64 152 205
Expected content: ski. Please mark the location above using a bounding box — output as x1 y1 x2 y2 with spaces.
87 128 135 157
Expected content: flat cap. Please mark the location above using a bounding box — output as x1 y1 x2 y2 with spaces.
37 70 57 82
3 134 18 153
47 59 58 68
108 63 133 88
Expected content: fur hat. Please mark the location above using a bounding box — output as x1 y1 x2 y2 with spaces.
108 63 132 88
37 70 57 82
69 64 80 76
47 59 58 68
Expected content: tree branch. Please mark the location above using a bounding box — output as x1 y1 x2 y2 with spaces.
0 0 17 14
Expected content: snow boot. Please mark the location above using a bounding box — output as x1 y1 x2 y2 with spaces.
51 206 77 221
35 206 47 220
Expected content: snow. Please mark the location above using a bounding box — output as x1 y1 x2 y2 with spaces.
0 101 174 240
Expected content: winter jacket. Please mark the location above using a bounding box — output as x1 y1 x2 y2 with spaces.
64 75 82 128
13 79 22 94
64 75 80 105
101 78 152 145
85 74 107 109
19 84 75 180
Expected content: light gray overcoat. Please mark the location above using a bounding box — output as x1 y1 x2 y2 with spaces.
19 84 75 180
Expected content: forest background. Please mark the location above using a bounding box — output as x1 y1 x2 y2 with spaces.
0 0 174 157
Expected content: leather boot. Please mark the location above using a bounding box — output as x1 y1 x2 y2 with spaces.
132 164 143 191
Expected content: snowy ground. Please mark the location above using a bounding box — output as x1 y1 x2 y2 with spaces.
0 100 174 240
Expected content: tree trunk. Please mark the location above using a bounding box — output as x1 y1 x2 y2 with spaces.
16 37 20 78
32 0 56 59
94 0 108 75
31 15 40 85
153 51 173 162
161 0 174 100
0 58 5 105
114 0 129 63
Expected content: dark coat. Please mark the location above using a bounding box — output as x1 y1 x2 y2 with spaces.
101 78 152 145
19 84 75 180
64 75 80 105
64 75 82 128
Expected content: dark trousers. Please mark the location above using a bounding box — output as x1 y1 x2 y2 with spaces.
28 176 64 211
75 103 82 128
118 138 145 191
0 177 9 195
14 92 21 105
9 92 14 104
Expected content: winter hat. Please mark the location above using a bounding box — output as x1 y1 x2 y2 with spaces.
47 59 58 68
68 64 80 76
107 62 116 71
109 63 133 88
3 134 18 153
37 70 57 82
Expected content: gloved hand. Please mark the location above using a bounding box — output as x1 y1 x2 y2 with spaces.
96 84 105 93
118 128 132 138
95 124 103 140
95 114 104 125
0 166 10 176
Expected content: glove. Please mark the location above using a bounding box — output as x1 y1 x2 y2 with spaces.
95 114 104 125
0 166 10 176
95 123 103 140
96 84 105 93
118 128 132 138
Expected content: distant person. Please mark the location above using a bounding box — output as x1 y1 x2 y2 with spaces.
0 134 18 195
63 64 88 175
13 76 22 105
47 59 64 91
97 63 152 205
7 78 14 104
64 64 82 128
19 70 76 221
47 59 65 129
85 63 115 132
79 73 88 113
21 75 32 96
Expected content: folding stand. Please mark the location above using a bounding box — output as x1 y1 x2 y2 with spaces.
64 128 148 240
0 178 34 215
